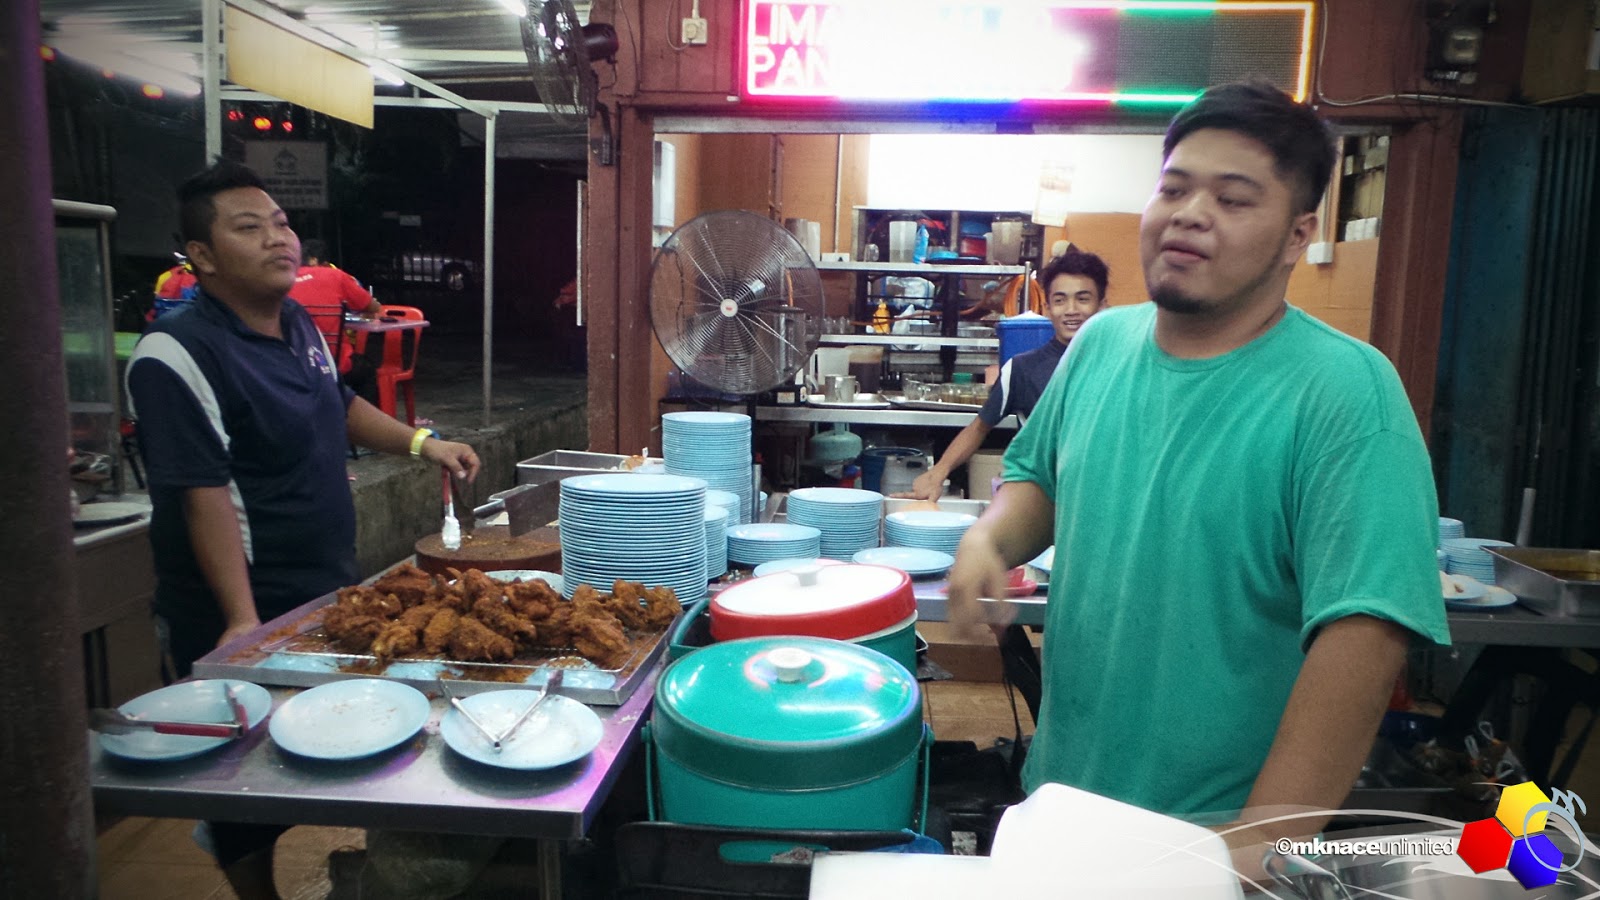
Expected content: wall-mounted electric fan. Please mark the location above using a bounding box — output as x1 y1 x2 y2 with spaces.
522 0 619 126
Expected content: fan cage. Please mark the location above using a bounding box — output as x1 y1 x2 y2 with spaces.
650 211 824 395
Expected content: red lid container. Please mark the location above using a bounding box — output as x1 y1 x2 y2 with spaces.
709 564 916 642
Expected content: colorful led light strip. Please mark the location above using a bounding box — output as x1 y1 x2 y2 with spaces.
740 0 1313 105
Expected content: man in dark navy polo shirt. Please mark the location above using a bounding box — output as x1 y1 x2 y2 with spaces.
126 161 479 899
901 247 1110 501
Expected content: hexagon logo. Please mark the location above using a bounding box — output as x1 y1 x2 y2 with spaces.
1496 781 1551 836
1456 781 1590 891
1456 817 1514 874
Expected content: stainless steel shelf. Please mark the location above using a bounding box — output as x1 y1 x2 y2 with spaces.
815 261 1025 276
819 333 998 349
756 404 1016 430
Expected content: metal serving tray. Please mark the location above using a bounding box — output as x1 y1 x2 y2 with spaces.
516 450 664 486
193 594 677 706
1487 546 1600 617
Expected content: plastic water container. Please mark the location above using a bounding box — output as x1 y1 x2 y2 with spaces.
880 455 930 497
995 312 1054 366
859 447 925 494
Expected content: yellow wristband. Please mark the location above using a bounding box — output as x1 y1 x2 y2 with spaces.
409 428 432 458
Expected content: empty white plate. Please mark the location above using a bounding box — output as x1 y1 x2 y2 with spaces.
483 570 565 594
269 679 430 760
752 557 843 577
98 680 271 762
851 547 954 578
440 692 604 770
1446 585 1517 612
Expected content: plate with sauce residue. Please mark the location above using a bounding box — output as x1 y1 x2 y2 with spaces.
269 678 430 760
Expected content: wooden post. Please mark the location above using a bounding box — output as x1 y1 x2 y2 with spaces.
0 1 96 896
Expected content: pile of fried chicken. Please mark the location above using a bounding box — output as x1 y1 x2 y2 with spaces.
319 564 680 669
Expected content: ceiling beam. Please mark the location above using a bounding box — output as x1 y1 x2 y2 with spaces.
220 87 559 117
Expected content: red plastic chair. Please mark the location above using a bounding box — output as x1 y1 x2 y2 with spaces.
373 304 425 424
301 304 350 373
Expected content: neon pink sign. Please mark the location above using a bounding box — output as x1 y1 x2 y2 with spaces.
740 1 1314 105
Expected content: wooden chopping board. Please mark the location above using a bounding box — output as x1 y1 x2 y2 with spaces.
414 525 561 577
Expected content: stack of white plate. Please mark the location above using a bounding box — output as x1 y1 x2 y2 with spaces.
725 522 822 566
705 489 742 524
786 487 884 560
704 505 730 581
559 473 708 603
663 412 754 524
1438 517 1466 544
1441 537 1511 585
884 510 976 555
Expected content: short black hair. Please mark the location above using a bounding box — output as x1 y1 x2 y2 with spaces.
1039 247 1109 301
178 161 269 245
301 238 327 264
1163 80 1335 215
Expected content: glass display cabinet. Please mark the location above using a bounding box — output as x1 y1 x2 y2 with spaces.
56 199 123 498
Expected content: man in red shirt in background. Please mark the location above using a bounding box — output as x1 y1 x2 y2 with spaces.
292 238 380 372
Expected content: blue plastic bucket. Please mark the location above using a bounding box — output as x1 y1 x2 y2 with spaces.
859 447 924 493
995 313 1054 366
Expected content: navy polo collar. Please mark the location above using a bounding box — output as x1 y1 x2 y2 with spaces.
193 286 296 340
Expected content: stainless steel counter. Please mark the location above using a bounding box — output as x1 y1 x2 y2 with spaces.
911 581 1600 648
90 669 655 838
756 404 1018 429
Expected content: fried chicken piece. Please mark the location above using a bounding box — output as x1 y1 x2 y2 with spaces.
450 568 504 607
371 620 421 660
638 584 683 629
504 579 559 620
534 603 577 649
397 602 444 631
422 607 460 654
370 563 437 608
471 595 539 645
335 585 403 619
321 605 387 652
570 611 631 668
447 616 515 662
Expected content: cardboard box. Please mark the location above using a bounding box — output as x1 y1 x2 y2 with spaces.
920 621 1042 683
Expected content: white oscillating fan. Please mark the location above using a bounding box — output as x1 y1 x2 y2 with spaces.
649 210 824 395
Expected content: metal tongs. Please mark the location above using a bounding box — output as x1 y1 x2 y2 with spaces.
92 685 250 740
493 670 564 751
441 671 564 753
439 678 498 747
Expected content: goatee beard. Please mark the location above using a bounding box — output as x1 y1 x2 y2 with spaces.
1151 285 1209 315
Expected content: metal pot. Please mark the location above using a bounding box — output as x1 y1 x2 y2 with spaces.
648 636 926 831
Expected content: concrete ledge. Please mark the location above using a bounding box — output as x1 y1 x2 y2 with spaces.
350 400 586 577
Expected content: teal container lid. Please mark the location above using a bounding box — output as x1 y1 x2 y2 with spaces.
653 636 922 790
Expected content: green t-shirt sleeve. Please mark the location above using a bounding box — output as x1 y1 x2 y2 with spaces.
1294 427 1452 650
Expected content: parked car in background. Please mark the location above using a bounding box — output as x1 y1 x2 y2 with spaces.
370 250 475 292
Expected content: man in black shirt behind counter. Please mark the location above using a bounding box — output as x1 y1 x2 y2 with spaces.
899 247 1110 502
126 160 480 899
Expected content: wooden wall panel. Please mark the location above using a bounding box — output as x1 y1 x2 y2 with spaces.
777 134 842 252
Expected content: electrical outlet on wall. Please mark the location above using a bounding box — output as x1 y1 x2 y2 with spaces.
681 17 708 45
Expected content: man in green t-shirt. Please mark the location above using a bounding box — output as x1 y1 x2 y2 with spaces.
947 81 1450 872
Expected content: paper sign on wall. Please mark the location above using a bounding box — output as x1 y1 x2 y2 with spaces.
243 141 328 210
